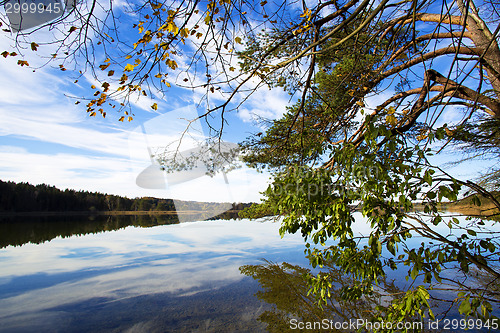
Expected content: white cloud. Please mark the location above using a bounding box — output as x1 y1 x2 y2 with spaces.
0 148 137 194
236 84 290 124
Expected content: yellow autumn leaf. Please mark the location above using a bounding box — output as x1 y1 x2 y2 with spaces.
151 103 158 110
300 8 311 19
235 36 242 44
124 64 134 72
166 59 178 70
386 115 397 125
356 101 365 107
180 28 189 38
204 14 211 25
119 116 125 122
167 22 178 34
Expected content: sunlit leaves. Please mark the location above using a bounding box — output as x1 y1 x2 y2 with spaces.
165 59 178 70
75 0 251 121
180 28 189 38
101 82 110 92
99 63 110 70
300 8 312 20
124 64 135 72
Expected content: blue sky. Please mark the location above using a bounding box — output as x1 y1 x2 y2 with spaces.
0 0 496 203
0 0 297 202
0 44 288 202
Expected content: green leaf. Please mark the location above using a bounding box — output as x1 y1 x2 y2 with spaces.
459 297 471 315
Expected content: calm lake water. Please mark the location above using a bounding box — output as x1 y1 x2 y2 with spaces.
0 214 498 332
0 216 307 332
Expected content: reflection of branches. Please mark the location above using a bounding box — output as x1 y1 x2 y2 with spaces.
240 260 393 332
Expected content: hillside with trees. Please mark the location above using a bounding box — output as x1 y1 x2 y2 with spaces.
0 179 248 215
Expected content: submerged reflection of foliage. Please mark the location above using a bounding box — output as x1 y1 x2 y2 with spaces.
242 257 500 332
240 259 406 333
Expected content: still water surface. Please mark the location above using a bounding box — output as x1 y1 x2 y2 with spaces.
0 214 498 332
0 216 306 332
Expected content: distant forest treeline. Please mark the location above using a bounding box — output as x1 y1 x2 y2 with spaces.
0 180 249 213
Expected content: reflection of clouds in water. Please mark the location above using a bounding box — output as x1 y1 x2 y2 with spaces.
0 219 305 322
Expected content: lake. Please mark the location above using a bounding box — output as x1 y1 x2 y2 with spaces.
0 214 498 332
0 215 308 332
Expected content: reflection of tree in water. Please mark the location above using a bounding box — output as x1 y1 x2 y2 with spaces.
240 262 378 332
0 207 250 248
242 258 500 332
470 266 500 302
0 214 180 248
240 259 402 332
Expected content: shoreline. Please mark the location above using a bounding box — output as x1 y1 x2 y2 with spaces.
0 210 242 217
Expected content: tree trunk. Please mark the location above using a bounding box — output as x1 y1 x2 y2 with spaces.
458 0 500 110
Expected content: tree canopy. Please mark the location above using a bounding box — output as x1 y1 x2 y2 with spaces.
2 0 500 330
